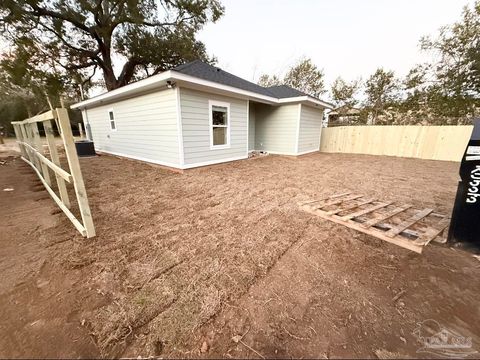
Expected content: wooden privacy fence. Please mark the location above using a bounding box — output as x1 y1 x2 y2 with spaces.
11 108 95 238
320 125 473 162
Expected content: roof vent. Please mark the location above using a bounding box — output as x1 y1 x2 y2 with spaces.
216 68 221 72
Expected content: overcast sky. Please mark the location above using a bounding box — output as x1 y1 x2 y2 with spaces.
197 0 475 97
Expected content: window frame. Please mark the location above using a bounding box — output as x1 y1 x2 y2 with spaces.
209 100 231 149
108 108 117 131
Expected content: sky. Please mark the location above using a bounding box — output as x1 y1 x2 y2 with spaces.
197 0 475 97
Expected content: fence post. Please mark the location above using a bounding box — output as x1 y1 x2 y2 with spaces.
43 118 71 208
31 121 52 187
12 124 27 158
20 123 37 168
56 108 95 238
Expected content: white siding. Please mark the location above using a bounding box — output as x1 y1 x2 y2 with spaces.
248 102 256 151
254 104 299 154
82 89 180 167
298 104 324 154
179 88 248 167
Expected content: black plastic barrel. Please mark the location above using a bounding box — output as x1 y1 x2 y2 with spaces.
75 140 96 157
447 118 480 251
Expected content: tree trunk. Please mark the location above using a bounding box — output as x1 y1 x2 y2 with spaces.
98 34 119 91
103 68 119 91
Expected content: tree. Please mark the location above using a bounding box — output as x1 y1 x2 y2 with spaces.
257 74 281 87
420 1 480 97
406 0 480 124
401 65 477 124
0 62 43 136
364 68 399 124
0 0 224 91
0 42 92 135
331 77 361 108
1 42 83 107
284 58 326 97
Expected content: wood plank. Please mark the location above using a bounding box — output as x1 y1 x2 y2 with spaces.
303 207 423 253
327 198 374 215
25 123 43 172
12 124 28 158
31 121 50 186
26 110 55 124
327 198 375 215
43 119 71 208
318 125 473 162
20 156 86 236
361 204 412 229
22 142 73 183
370 218 435 239
374 222 420 238
385 208 433 238
341 201 392 221
19 124 33 166
57 108 96 238
414 217 451 245
300 192 350 206
13 110 55 125
313 194 363 209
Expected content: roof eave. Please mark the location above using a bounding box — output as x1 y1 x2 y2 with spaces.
170 70 279 104
71 70 174 109
278 96 334 109
71 70 333 110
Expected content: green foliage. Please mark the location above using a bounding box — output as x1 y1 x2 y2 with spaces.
399 1 480 124
331 77 360 108
257 74 281 87
0 0 224 91
257 57 325 97
337 1 480 126
1 43 80 105
364 68 400 124
284 58 325 97
0 97 29 136
365 68 399 108
420 1 480 96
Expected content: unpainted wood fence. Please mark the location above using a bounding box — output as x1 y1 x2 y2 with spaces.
320 125 473 162
11 108 95 238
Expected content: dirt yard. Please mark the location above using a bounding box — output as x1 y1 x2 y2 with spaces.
1 146 480 358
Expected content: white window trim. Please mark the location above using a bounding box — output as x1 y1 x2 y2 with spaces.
209 100 231 150
108 108 117 131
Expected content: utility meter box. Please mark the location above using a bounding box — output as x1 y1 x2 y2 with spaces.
448 118 480 250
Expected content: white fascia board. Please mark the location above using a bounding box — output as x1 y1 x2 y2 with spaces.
71 71 174 109
172 72 334 108
71 69 333 110
278 96 334 109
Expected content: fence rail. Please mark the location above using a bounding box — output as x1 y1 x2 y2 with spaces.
11 108 95 238
320 125 473 162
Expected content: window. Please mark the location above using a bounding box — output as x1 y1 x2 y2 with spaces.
108 109 116 131
209 101 230 148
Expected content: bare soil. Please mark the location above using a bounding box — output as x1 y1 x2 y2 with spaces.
1 147 479 358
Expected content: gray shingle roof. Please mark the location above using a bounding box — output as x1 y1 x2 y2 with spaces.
173 60 309 99
266 85 307 98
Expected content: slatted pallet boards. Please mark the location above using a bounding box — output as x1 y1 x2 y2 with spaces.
299 193 450 254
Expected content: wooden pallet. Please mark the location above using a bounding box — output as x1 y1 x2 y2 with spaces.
300 193 450 254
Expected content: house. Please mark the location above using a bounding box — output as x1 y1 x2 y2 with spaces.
71 60 333 170
327 105 362 126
